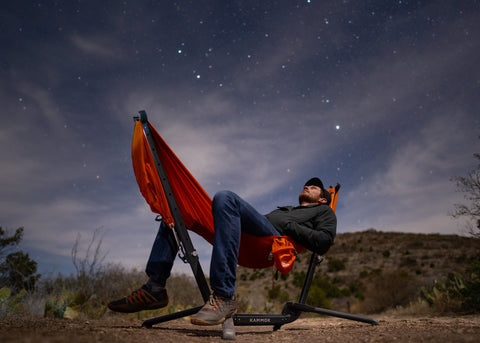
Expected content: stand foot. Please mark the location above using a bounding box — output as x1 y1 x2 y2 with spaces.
222 317 235 340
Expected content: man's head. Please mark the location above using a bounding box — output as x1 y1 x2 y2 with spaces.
299 177 331 206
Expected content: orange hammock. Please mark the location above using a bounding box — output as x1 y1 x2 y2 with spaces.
132 120 339 270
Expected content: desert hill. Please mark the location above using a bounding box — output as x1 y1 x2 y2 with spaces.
235 230 480 314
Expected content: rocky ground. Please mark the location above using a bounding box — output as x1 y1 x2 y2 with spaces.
1 315 479 343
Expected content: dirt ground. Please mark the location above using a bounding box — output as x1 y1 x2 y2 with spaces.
1 315 479 343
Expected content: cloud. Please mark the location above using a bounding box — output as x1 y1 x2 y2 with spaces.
71 35 120 58
339 109 478 234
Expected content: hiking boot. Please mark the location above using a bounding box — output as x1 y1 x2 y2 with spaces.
107 285 168 313
190 293 237 326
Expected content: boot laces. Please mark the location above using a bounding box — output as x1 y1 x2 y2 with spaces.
128 288 151 304
208 294 223 311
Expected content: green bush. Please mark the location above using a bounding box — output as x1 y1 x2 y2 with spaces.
307 285 331 309
360 270 417 313
464 261 480 312
305 275 352 307
249 270 262 281
267 285 289 303
1 227 40 292
400 256 418 267
44 291 80 319
327 257 347 272
292 271 306 288
421 261 480 313
347 279 365 300
0 287 26 316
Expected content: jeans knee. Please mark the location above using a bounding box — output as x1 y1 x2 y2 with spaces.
213 190 236 207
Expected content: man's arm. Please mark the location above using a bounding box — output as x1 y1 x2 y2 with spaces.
283 207 337 255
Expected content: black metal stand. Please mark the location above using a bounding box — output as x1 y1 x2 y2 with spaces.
134 111 210 305
133 111 379 339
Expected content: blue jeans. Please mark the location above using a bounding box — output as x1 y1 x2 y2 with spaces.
146 190 280 297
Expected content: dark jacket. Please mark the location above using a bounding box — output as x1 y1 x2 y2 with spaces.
265 204 337 255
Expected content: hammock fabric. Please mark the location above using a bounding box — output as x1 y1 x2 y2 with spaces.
132 120 339 270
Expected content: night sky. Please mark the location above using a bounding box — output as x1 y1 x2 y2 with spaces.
1 1 479 277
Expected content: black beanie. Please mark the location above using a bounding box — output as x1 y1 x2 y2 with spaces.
304 177 324 190
304 177 331 205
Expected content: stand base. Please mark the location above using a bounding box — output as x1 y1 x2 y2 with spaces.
142 301 379 340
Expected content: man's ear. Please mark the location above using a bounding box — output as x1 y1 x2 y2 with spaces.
319 197 328 204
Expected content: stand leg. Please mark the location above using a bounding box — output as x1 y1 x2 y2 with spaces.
222 317 236 340
142 306 202 328
288 302 379 326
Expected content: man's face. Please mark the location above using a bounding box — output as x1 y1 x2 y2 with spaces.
299 185 323 204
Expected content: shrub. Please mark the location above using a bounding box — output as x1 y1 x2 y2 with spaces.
347 279 365 300
37 263 147 319
0 227 40 292
267 285 289 303
249 269 265 281
464 261 480 312
400 256 418 267
292 271 306 288
0 287 26 317
420 261 480 313
420 273 465 313
307 285 331 309
44 291 82 319
360 270 417 313
327 257 347 272
166 274 203 308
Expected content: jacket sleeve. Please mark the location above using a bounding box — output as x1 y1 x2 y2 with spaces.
284 207 337 255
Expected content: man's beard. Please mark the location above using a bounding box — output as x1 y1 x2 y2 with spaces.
299 192 320 204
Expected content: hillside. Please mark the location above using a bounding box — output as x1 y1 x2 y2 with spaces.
235 230 480 314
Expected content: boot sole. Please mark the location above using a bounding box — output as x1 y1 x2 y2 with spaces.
108 300 168 313
190 316 226 326
190 311 236 326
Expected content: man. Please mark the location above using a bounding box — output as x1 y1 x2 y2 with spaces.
108 177 337 326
